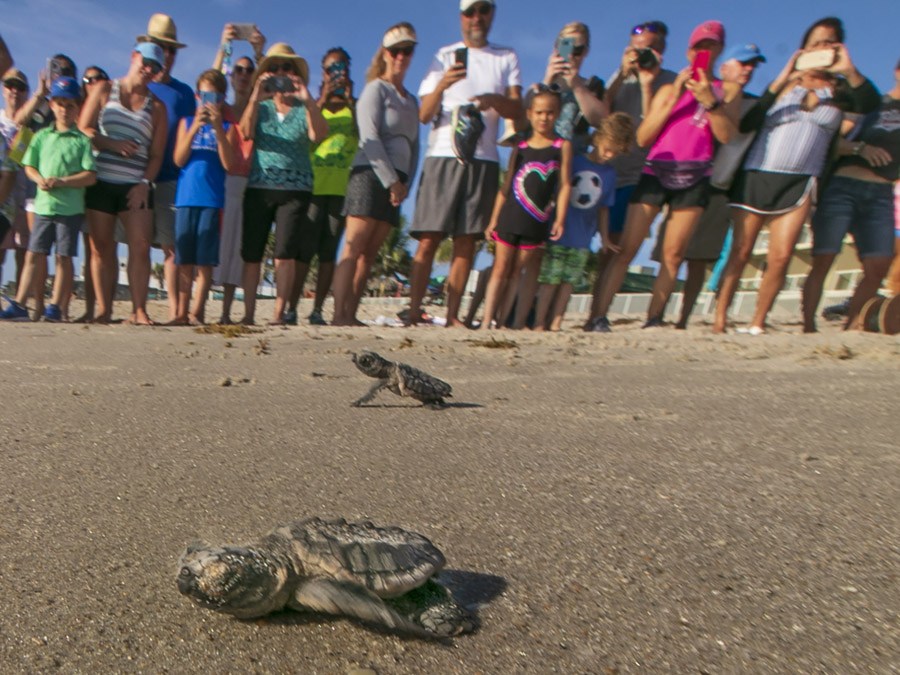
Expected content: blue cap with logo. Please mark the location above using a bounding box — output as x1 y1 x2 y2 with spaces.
49 76 81 100
722 43 766 64
134 41 165 68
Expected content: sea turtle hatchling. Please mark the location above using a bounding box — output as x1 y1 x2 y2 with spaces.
177 517 475 638
351 351 452 408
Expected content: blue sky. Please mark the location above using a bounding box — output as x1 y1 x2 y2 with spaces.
3 0 899 274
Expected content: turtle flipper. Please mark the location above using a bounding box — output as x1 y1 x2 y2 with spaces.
352 379 389 407
291 578 434 638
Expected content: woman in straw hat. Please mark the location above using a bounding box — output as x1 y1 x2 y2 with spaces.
330 23 420 326
239 43 328 325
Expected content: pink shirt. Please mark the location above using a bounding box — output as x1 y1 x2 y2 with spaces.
644 82 724 174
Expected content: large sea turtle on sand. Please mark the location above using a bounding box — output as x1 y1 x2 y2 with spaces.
176 517 475 638
351 351 452 408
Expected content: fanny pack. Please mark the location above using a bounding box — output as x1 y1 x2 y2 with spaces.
646 160 710 191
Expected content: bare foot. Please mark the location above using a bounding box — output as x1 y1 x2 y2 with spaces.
445 318 467 329
73 312 94 324
166 316 190 326
240 317 256 326
188 314 205 326
126 310 156 326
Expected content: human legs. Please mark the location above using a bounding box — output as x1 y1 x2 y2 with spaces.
676 260 709 329
510 248 544 330
191 265 214 324
845 256 893 329
51 255 74 318
801 254 836 333
332 216 377 326
480 242 517 329
647 207 703 321
747 201 811 331
348 221 392 322
86 209 118 323
408 233 442 324
446 234 477 327
121 208 155 325
591 202 660 322
712 209 767 333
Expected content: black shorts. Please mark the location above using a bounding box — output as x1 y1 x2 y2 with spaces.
492 230 545 249
342 167 407 227
241 188 310 262
85 180 154 214
729 170 814 215
297 194 345 264
630 173 710 210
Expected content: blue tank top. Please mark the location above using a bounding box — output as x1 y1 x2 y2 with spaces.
174 117 230 209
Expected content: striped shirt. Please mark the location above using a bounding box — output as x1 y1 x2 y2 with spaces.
95 81 155 184
743 86 841 176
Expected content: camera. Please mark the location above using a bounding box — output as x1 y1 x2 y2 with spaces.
636 48 658 70
265 76 295 94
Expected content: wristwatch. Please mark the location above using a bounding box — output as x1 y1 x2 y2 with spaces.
141 178 155 190
852 142 865 156
704 99 722 112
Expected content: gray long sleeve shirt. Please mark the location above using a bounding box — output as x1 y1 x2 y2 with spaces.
351 79 420 188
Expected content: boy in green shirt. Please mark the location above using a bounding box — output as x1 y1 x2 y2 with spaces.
0 77 96 321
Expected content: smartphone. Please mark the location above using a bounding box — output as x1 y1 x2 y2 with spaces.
198 91 221 107
557 36 576 63
454 47 468 70
795 48 836 71
232 23 256 41
266 75 295 93
691 50 711 81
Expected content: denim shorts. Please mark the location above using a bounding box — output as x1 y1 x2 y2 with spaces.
812 176 895 258
30 214 83 257
175 207 220 266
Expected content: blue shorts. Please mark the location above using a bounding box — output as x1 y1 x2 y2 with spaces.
175 206 221 266
812 176 895 259
29 214 82 257
608 185 635 235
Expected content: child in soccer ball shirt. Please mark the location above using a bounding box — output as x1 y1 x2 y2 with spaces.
533 113 634 331
171 69 236 325
1 77 96 322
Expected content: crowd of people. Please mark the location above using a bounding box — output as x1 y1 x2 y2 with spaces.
0 2 897 334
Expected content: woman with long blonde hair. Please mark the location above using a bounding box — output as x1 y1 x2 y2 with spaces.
331 23 420 326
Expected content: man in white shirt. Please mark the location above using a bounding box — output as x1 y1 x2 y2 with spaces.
407 0 522 327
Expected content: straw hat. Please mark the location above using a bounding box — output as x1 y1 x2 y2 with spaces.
257 43 310 85
137 13 187 49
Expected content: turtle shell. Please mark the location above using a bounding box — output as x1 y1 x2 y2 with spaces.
396 363 453 402
281 518 446 598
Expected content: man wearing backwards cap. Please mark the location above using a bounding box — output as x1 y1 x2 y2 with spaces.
407 0 523 327
138 13 196 320
653 41 767 329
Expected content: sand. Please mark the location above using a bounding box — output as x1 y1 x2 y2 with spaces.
0 298 897 673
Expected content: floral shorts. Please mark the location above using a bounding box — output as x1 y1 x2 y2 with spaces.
538 244 590 286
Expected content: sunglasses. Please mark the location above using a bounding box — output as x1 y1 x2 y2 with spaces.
462 3 492 18
154 43 176 56
387 46 415 58
267 63 295 74
3 81 27 92
233 65 255 75
83 73 108 85
142 58 162 75
571 45 587 57
632 22 668 37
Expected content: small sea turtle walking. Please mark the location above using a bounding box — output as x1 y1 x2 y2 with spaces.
351 351 452 408
177 517 475 637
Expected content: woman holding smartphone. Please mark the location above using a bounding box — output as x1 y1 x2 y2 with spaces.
331 24 419 327
239 43 328 325
589 21 740 333
712 19 870 335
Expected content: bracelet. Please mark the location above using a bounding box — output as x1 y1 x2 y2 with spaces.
703 99 722 112
853 142 865 156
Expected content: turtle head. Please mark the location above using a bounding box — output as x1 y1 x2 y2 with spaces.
352 351 392 378
177 541 284 618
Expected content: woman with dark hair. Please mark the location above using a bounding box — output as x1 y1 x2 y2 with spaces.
285 47 358 326
712 22 862 334
330 24 419 327
589 21 740 332
80 44 168 325
239 43 328 325
802 59 900 332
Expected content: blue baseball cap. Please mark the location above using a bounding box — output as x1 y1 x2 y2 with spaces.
722 43 766 64
134 42 165 67
49 76 81 100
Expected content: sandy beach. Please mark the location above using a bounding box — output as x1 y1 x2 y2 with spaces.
0 298 897 673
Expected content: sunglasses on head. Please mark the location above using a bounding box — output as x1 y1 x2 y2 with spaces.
387 45 415 57
267 63 294 74
142 58 162 75
233 64 255 75
462 3 492 18
632 22 667 37
3 80 27 92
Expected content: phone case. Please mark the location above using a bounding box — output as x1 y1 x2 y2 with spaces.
233 23 255 41
454 48 468 68
795 49 836 71
557 37 575 62
691 50 711 80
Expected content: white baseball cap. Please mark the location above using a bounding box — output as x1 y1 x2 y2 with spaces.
460 0 495 12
